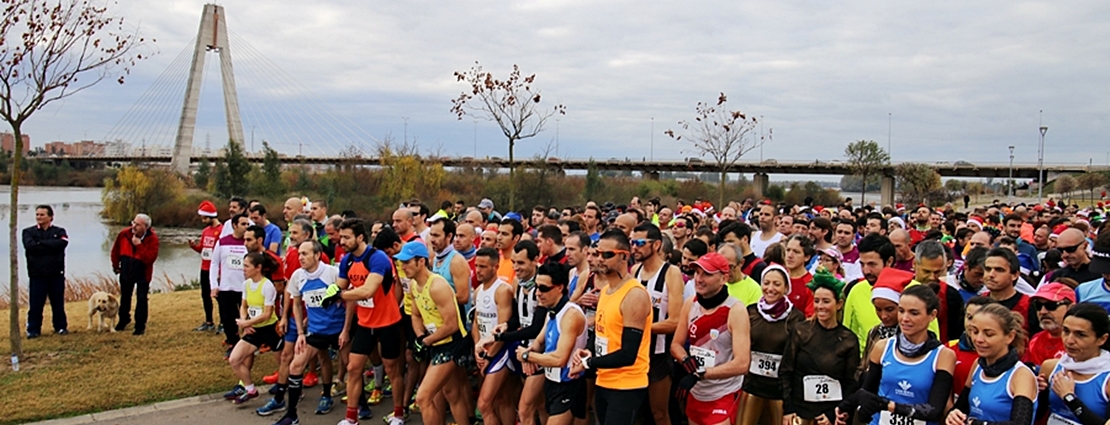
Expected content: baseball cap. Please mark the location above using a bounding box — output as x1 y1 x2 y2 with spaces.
478 198 495 210
393 241 429 262
504 212 523 222
1091 232 1110 274
691 252 730 275
819 247 843 264
1031 282 1076 303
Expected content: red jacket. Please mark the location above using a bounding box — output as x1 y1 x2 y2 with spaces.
111 226 160 282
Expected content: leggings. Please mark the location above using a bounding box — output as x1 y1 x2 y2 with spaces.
217 290 242 346
595 387 648 425
199 271 214 323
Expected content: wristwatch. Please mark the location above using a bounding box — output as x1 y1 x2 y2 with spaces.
522 351 531 363
1064 393 1077 404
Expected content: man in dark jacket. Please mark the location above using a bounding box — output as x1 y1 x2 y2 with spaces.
110 213 160 335
22 205 68 338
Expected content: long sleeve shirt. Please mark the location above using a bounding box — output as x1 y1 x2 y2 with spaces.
209 235 248 292
22 224 68 278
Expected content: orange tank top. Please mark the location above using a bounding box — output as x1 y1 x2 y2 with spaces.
594 278 651 390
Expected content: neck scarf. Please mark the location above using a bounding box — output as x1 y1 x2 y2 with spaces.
1058 350 1110 375
519 276 536 290
979 348 1020 378
457 245 476 260
875 323 900 341
696 287 730 310
897 331 942 358
757 296 792 322
435 245 455 263
547 295 570 318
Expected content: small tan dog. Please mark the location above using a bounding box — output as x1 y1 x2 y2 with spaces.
87 291 120 332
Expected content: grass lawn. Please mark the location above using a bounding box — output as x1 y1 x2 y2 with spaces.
0 289 278 425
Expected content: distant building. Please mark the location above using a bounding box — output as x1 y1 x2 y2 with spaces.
1 132 30 155
44 140 105 156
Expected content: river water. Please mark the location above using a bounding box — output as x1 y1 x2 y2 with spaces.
0 186 200 298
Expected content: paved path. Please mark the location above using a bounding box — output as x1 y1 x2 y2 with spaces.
29 391 414 425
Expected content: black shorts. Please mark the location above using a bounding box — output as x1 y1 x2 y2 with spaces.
351 322 403 359
648 353 673 383
241 324 282 352
427 337 473 368
305 333 341 351
545 378 587 418
400 313 417 349
595 387 648 425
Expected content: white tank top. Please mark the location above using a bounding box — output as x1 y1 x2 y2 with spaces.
637 261 671 354
474 278 509 339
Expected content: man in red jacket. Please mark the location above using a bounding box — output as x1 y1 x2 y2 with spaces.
110 213 160 335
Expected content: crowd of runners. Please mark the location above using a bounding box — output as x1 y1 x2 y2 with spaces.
192 195 1110 425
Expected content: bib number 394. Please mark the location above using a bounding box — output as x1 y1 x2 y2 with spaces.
802 375 842 402
750 351 781 378
879 411 924 425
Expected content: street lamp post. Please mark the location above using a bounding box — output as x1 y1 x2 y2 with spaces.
1038 125 1048 203
1008 146 1015 204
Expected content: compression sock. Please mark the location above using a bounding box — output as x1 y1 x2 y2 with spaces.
274 383 287 403
323 381 332 398
287 375 303 416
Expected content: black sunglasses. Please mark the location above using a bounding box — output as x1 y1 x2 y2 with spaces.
598 250 628 260
1057 243 1083 254
536 284 558 293
1034 300 1070 311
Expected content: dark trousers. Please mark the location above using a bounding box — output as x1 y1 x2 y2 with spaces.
27 275 67 333
199 271 214 323
217 290 242 346
118 275 150 330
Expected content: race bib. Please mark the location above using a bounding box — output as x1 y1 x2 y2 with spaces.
400 277 413 294
750 351 781 378
803 375 843 402
585 309 596 330
477 315 497 339
545 366 562 382
1048 414 1081 425
654 334 666 355
200 247 213 261
689 345 717 369
357 298 375 308
228 253 245 270
303 288 327 308
595 335 609 356
247 306 262 320
878 411 925 425
424 322 438 335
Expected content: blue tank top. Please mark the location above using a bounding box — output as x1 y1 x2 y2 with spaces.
871 338 943 425
543 302 587 383
433 249 472 327
968 363 1031 423
1048 362 1110 425
569 274 580 297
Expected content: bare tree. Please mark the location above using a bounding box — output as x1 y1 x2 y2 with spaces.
666 93 769 206
451 62 565 211
0 0 151 359
844 139 890 205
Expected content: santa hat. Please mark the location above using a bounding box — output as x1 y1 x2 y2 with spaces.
967 216 984 229
197 200 218 217
896 203 906 212
871 268 915 304
1050 224 1068 240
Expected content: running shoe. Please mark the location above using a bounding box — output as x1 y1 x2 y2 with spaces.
381 382 392 398
233 388 260 404
272 416 299 425
338 420 360 425
358 404 373 420
223 384 246 400
56 329 69 335
268 384 282 396
315 396 335 414
382 410 410 424
367 389 383 405
408 401 419 413
331 382 346 398
387 414 405 425
215 324 224 334
304 372 319 388
256 398 287 416
263 371 280 385
194 323 214 332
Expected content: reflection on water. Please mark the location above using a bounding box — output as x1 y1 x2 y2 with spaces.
0 186 201 293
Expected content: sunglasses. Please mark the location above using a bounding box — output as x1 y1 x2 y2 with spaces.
1057 243 1083 254
598 250 629 260
1034 300 1070 311
631 238 656 248
536 284 558 293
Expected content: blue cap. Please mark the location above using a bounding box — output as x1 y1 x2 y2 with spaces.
393 241 429 262
504 212 523 222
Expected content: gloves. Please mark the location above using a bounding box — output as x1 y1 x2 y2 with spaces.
320 284 342 308
681 356 700 374
854 390 887 420
675 373 701 401
413 333 428 355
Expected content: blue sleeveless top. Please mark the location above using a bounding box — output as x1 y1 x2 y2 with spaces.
433 249 471 328
870 338 943 425
1048 362 1110 425
543 302 587 383
968 363 1033 423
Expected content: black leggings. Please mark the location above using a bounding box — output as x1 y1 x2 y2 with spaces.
217 290 242 345
199 271 214 323
595 387 648 425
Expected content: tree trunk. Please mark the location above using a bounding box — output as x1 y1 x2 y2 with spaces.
9 123 24 361
860 172 868 205
508 138 516 212
719 169 726 208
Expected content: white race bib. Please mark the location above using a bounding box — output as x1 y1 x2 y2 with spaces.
303 288 327 308
247 306 262 320
228 253 245 270
750 351 781 378
200 247 213 260
545 366 562 382
357 297 375 308
424 322 438 335
878 411 925 425
477 315 497 339
585 309 596 330
400 277 412 294
689 345 717 369
655 334 666 355
1048 414 1081 425
803 375 843 402
595 335 609 356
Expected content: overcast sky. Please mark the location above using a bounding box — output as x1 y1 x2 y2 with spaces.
21 0 1110 167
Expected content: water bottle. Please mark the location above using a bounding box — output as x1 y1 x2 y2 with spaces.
11 354 19 372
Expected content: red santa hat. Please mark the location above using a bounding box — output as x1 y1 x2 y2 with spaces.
871 268 915 304
197 200 218 217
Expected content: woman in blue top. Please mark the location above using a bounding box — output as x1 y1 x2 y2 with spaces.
946 303 1037 425
1037 303 1110 425
835 285 956 425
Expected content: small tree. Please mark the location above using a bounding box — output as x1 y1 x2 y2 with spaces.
1055 174 1077 202
1076 172 1107 204
451 62 565 211
666 93 769 207
253 141 285 197
584 159 604 202
0 0 150 359
896 162 942 204
944 179 966 195
843 140 889 205
214 139 251 197
194 156 211 189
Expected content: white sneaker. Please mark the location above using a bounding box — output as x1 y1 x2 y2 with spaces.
387 415 405 425
337 419 359 425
